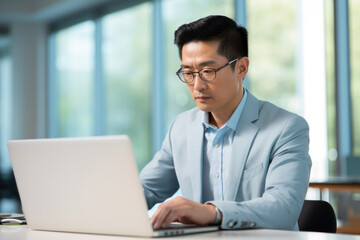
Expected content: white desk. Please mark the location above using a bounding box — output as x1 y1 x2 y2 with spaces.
1 225 360 240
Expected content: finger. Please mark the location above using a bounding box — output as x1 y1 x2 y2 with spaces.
160 199 196 227
155 198 193 228
151 200 172 225
151 207 160 225
160 206 182 228
152 202 172 229
153 197 186 229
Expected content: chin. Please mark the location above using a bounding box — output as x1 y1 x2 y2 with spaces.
195 103 213 112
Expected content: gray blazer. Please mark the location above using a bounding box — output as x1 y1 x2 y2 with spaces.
140 91 312 230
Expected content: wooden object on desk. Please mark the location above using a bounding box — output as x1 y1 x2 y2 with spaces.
309 177 360 193
337 215 360 235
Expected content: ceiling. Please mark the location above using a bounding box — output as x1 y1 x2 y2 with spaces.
0 0 114 23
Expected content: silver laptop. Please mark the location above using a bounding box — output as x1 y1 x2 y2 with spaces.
7 135 218 237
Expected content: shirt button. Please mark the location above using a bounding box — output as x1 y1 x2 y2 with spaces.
215 173 220 178
215 144 219 148
227 220 235 228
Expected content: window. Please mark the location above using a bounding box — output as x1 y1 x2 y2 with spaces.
0 34 11 175
324 0 337 175
50 3 152 170
102 3 152 169
0 31 18 212
349 0 360 156
247 0 298 112
247 0 330 179
0 56 11 174
53 21 95 137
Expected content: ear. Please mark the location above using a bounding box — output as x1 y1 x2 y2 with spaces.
235 57 249 80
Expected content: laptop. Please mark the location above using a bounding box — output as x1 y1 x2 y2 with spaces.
7 135 219 237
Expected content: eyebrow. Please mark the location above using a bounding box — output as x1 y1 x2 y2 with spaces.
181 60 218 69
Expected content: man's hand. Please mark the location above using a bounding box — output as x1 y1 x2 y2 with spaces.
151 197 217 229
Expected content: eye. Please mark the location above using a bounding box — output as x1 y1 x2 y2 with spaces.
183 71 193 76
202 69 214 74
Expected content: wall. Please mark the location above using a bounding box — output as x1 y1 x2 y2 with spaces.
10 22 47 140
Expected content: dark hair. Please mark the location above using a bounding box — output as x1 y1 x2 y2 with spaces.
174 15 248 64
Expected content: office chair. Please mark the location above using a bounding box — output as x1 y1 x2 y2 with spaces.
298 200 337 233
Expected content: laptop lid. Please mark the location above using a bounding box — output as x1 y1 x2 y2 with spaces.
8 136 218 237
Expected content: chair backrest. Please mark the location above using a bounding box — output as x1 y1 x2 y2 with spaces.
298 200 337 233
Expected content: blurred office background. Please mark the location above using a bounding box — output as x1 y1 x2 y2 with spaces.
0 0 359 231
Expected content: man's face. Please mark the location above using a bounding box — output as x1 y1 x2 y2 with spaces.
181 40 246 119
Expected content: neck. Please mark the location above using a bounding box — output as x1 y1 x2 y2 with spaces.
209 114 225 129
209 89 244 129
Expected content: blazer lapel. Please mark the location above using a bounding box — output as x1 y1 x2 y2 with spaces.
224 93 260 201
187 111 205 203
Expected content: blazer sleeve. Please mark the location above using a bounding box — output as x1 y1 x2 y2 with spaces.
207 115 312 230
139 121 179 209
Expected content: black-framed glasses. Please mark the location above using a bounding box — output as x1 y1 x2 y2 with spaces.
176 57 240 83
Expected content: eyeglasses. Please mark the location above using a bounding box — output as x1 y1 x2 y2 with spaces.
176 57 240 83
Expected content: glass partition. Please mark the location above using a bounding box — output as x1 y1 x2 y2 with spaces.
0 32 18 212
55 21 95 137
247 0 298 113
349 0 360 156
102 3 152 169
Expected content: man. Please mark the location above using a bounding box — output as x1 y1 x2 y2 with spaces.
140 15 311 231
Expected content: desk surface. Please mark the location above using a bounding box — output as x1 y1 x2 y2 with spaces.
1 225 360 240
310 176 360 184
310 177 360 191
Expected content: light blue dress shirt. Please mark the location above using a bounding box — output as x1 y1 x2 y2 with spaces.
202 89 248 202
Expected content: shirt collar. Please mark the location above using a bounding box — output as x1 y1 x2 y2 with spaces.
202 111 216 131
202 88 248 131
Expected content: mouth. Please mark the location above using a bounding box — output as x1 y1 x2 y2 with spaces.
195 95 211 102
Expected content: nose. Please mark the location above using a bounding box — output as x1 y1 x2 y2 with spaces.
193 73 207 91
